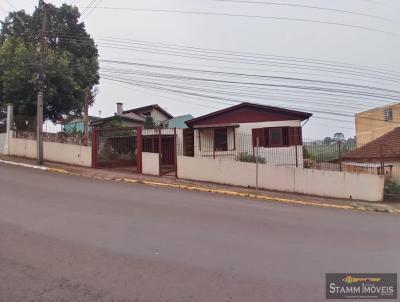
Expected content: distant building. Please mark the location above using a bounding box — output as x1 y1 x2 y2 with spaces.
92 103 174 129
355 103 400 145
62 116 101 133
161 114 194 129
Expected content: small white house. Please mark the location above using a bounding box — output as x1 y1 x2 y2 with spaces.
184 102 312 167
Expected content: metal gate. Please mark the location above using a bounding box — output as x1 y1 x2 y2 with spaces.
142 129 178 176
92 127 142 173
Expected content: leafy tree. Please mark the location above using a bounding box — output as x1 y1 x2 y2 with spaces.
144 116 156 129
323 136 333 145
346 137 356 145
333 132 345 142
0 3 99 125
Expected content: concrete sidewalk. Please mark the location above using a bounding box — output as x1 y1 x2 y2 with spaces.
1 154 399 214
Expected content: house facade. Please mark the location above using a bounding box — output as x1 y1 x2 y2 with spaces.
355 103 400 145
185 103 312 167
92 103 174 129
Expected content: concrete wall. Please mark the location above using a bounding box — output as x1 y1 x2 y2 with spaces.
8 137 92 167
142 152 160 176
177 156 385 202
0 133 6 154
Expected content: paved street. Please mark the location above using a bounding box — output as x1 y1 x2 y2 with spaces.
0 163 399 302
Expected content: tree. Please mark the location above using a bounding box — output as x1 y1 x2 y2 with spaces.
333 132 345 142
144 116 156 129
323 137 333 145
0 4 99 124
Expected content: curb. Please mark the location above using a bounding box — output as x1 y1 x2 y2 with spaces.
1 159 398 215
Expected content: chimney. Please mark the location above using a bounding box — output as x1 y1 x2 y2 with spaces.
116 102 123 115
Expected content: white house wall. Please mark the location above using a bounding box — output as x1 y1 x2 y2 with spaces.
0 133 6 154
194 120 303 166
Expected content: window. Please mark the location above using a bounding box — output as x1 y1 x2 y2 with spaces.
253 127 298 147
265 127 290 146
384 108 393 122
214 128 228 151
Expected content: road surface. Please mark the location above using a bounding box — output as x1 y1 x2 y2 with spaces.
0 163 399 302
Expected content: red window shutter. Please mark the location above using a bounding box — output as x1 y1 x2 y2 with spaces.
290 127 303 145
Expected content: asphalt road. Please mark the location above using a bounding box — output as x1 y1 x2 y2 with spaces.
0 163 399 302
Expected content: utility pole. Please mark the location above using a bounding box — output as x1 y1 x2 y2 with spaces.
36 0 47 164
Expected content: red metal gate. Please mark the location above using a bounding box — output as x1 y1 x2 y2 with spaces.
92 127 142 173
142 129 177 176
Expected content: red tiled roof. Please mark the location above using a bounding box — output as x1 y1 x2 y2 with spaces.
342 127 400 161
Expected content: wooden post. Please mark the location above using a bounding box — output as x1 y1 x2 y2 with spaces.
233 127 236 150
174 128 178 178
213 128 216 159
295 145 299 168
338 140 342 172
380 144 384 176
158 128 162 176
91 127 98 169
136 127 142 174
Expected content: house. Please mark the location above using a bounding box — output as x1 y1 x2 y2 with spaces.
341 127 400 180
92 103 173 129
161 114 194 129
185 102 312 166
62 115 101 133
355 103 400 146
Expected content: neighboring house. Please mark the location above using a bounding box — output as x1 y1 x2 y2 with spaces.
341 127 400 180
185 102 312 166
62 116 101 133
92 103 174 129
355 103 400 146
161 114 194 129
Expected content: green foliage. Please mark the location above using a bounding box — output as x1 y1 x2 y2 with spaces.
0 4 99 123
384 180 400 195
333 132 345 142
302 145 312 159
236 152 266 164
144 116 156 129
323 137 333 145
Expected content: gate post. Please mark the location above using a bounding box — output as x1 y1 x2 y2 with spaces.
91 127 98 169
137 127 143 174
174 128 178 178
158 128 162 176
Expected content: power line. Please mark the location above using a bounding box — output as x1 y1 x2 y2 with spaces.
76 6 398 35
212 0 394 22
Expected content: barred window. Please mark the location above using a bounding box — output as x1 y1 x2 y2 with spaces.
384 108 393 122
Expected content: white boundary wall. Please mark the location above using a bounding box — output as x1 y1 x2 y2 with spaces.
8 137 91 167
0 133 6 154
142 152 160 176
178 156 385 202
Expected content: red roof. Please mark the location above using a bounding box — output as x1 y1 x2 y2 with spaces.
342 127 400 161
185 102 312 127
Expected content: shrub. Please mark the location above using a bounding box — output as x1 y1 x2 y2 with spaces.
384 180 400 195
236 152 266 164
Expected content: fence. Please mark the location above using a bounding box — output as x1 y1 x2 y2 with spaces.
173 130 400 183
178 131 304 167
